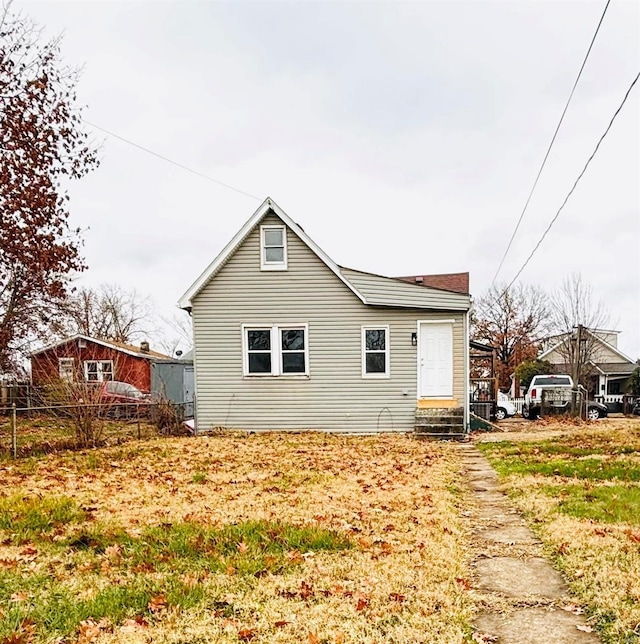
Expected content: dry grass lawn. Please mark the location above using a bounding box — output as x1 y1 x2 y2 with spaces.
476 416 640 644
0 431 474 644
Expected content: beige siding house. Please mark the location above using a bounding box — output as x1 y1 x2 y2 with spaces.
539 329 638 410
179 198 471 434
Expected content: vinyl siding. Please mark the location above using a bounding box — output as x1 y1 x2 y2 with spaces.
191 214 467 433
339 268 470 310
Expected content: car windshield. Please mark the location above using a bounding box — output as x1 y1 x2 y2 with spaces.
534 377 572 386
106 381 144 398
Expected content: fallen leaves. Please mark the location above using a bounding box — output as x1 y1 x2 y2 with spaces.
77 618 110 644
2 432 472 643
148 594 168 613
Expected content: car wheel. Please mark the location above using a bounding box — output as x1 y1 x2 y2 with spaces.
495 407 507 421
587 407 602 420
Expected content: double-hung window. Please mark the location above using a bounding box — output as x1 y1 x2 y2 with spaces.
84 360 114 382
243 325 308 376
362 326 390 378
260 225 287 270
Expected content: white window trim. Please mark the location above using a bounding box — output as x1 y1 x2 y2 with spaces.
242 324 309 377
59 357 74 382
361 325 390 379
83 360 114 382
260 224 288 271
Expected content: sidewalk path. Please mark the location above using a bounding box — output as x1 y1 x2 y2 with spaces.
456 443 601 644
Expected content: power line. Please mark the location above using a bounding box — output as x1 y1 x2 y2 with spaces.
502 71 640 293
491 0 612 285
82 118 262 201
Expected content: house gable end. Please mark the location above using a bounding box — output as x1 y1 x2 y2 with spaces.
178 198 366 309
540 332 635 366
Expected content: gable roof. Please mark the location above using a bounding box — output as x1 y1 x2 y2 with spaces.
540 329 635 365
178 198 471 312
30 334 172 361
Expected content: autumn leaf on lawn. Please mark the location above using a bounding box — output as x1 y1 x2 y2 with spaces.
236 541 249 553
308 633 320 644
472 632 498 643
237 627 256 641
180 573 199 588
456 577 471 590
1 634 32 644
104 544 122 561
274 620 290 628
287 549 304 564
625 529 640 543
1 619 36 644
300 580 314 600
264 554 278 567
148 594 168 613
10 591 29 603
77 618 110 644
120 616 149 633
356 595 370 612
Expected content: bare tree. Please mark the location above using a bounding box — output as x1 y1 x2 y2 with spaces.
155 311 193 358
472 282 550 389
548 274 611 387
59 284 156 344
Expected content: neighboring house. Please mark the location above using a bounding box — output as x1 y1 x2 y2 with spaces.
30 334 173 393
539 329 638 410
178 197 472 435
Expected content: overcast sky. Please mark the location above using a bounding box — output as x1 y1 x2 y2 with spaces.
20 0 640 359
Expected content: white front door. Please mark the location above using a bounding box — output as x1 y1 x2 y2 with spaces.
418 322 453 398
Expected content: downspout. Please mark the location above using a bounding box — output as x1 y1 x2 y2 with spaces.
464 309 470 433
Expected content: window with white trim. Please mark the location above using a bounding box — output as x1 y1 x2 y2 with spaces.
84 360 114 382
243 325 308 376
362 326 390 378
58 358 74 382
260 225 287 270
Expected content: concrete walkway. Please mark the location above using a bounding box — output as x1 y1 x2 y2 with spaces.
456 443 601 644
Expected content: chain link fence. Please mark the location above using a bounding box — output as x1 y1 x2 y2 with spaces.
0 392 191 458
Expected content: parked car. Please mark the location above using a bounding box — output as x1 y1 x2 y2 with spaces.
523 374 608 420
495 392 517 421
523 374 574 419
586 400 608 420
99 381 150 418
100 380 150 403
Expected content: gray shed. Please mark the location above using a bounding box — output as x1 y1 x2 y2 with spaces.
151 358 194 418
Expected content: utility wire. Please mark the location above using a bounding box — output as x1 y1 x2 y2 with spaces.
82 118 262 201
502 71 640 293
491 0 612 285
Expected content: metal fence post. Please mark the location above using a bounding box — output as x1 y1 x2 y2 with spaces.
11 403 17 459
137 404 141 440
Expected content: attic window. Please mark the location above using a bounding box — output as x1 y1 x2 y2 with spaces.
260 225 287 270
